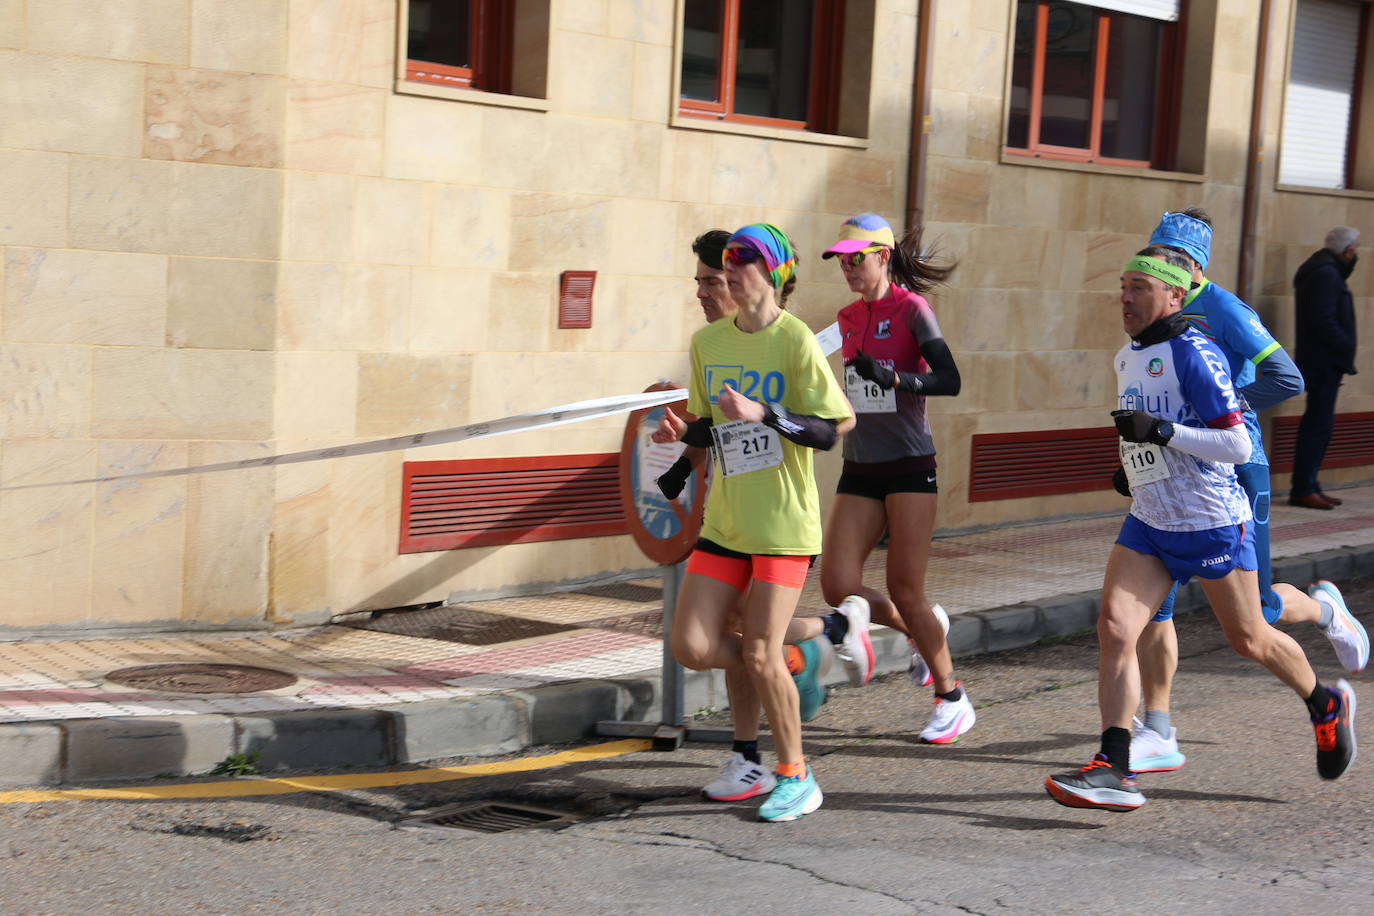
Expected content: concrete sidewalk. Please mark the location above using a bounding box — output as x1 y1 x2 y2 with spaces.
4 485 1374 787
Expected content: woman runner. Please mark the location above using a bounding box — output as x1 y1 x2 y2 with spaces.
652 223 853 822
821 213 975 743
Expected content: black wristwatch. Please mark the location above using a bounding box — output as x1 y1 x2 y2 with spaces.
1154 420 1175 445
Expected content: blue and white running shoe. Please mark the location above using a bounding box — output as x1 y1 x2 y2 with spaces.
1311 580 1370 673
758 769 823 822
1129 716 1186 772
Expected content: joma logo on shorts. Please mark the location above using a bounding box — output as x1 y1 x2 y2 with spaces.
1201 554 1232 567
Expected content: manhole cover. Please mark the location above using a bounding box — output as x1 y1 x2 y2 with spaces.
570 582 662 603
104 664 297 694
399 802 581 835
343 605 578 646
577 609 663 637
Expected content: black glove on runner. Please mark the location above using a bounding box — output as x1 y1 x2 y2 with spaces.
849 351 896 390
1111 466 1132 498
1112 409 1173 447
656 455 692 500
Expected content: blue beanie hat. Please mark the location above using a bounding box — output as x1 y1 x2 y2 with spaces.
1148 212 1212 270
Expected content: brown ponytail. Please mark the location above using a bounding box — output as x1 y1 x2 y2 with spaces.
888 226 956 294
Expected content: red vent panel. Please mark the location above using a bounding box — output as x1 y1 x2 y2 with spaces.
1269 411 1374 473
400 454 627 553
558 270 595 329
969 426 1119 502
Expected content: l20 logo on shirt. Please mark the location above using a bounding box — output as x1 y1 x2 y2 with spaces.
703 364 786 403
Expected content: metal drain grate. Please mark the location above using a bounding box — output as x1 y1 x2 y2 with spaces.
400 802 581 835
570 581 663 603
577 608 663 637
342 605 578 646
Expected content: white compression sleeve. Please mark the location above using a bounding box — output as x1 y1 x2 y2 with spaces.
1167 423 1251 465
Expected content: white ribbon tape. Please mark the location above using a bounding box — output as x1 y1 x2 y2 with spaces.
0 323 842 492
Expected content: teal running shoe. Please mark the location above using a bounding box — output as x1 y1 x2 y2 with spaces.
758 769 823 822
792 637 831 722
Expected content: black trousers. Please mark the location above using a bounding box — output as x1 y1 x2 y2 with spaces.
1291 364 1343 497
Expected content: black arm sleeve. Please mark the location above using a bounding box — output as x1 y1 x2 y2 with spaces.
761 405 839 451
896 338 961 396
656 455 693 500
680 417 714 448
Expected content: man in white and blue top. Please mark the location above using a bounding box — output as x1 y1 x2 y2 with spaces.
1046 248 1357 812
1129 211 1369 777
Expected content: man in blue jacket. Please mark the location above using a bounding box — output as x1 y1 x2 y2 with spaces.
1289 227 1360 510
1128 211 1368 776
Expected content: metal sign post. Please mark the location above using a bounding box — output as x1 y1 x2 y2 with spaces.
598 384 730 749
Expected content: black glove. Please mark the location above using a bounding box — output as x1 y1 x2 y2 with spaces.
656 454 692 500
848 351 896 390
1111 466 1131 497
1111 409 1173 447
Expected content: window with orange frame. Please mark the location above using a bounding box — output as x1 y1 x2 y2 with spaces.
405 0 512 94
1005 0 1184 169
679 0 844 134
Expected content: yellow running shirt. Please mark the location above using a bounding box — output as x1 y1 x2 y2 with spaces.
687 310 852 556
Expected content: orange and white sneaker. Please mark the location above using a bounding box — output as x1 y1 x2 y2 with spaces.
834 595 875 687
919 683 975 744
908 604 951 688
702 753 776 801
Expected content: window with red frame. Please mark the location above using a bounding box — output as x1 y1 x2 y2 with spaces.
1006 1 1183 169
679 0 844 133
406 0 512 93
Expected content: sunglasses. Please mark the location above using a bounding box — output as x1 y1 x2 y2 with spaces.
839 247 885 268
722 246 763 266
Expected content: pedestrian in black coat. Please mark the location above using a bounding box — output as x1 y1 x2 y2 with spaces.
1289 226 1360 509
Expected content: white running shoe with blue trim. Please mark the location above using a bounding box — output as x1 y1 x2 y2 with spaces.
1311 580 1370 674
1129 717 1186 772
758 769 823 822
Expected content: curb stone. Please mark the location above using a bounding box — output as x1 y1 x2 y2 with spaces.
4 544 1372 787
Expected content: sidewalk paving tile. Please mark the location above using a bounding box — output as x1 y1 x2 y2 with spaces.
2 483 1374 782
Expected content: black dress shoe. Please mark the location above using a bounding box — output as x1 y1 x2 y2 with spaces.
1289 492 1334 510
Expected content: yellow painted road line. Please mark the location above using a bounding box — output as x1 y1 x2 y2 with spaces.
0 738 652 804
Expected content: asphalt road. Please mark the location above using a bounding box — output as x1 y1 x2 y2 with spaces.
3 579 1373 915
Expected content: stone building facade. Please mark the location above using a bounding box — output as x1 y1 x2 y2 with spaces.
1 0 1370 633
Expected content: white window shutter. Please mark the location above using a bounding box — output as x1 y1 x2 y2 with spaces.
1280 0 1361 189
1079 0 1180 21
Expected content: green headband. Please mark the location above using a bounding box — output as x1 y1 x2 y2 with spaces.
1123 256 1191 290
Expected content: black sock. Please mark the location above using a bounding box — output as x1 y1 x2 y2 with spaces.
1100 727 1132 774
822 612 849 645
1305 683 1338 722
733 740 761 764
937 684 963 702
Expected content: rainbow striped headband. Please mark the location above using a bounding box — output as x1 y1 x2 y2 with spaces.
727 223 796 288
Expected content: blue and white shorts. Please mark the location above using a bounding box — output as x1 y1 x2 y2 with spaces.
1117 514 1257 585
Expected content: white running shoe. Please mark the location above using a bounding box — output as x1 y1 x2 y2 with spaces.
1311 580 1370 673
834 595 875 687
702 752 776 801
919 683 975 743
908 604 951 688
1129 716 1186 772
